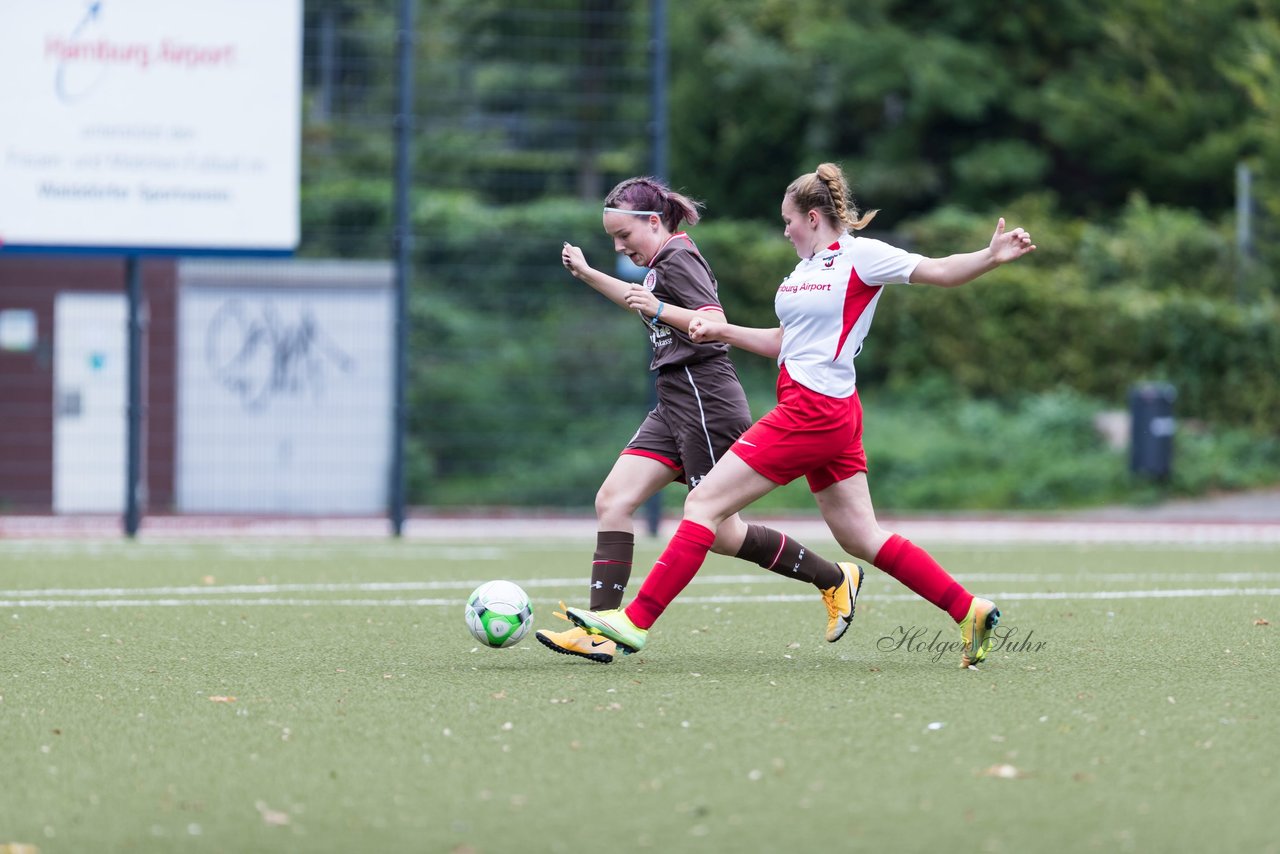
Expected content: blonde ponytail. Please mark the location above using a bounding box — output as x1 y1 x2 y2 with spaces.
787 162 878 231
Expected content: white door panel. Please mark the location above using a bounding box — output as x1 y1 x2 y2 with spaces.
54 293 127 513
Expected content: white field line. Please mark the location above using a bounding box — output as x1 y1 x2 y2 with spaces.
5 570 1280 600
3 590 1280 608
4 587 1280 608
0 543 514 560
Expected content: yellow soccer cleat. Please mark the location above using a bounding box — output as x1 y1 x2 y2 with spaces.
565 606 648 654
535 625 616 663
535 601 616 663
821 562 864 643
960 597 1001 668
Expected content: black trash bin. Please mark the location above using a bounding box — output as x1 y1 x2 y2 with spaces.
1129 383 1176 479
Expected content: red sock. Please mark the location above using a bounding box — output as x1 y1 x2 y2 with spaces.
625 520 716 628
874 534 973 623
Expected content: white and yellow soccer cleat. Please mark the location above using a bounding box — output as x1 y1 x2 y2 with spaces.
535 601 616 663
821 562 864 643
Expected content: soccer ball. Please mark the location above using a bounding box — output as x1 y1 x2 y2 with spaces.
464 580 533 648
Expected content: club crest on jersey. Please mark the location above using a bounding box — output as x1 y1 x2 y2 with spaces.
822 253 839 268
643 270 658 291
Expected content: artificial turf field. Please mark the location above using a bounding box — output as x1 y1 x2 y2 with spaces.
0 537 1276 853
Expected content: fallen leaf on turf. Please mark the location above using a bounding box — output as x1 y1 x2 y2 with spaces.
255 801 290 826
1254 618 1270 626
208 696 237 703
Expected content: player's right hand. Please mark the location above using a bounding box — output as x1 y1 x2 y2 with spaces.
561 242 588 278
688 316 724 342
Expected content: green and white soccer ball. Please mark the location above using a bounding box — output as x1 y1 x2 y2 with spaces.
465 580 533 648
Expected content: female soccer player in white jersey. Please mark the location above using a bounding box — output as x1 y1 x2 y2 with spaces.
536 176 862 664
567 163 1037 668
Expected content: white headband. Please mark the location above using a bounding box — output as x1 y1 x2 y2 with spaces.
604 207 661 216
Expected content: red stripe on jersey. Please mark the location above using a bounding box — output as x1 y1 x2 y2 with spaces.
833 266 882 361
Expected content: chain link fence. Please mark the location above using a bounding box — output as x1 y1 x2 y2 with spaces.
0 1 664 519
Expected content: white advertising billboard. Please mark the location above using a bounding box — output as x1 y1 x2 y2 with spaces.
0 1 301 253
177 261 394 514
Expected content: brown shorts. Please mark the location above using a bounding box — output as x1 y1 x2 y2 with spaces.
623 358 753 490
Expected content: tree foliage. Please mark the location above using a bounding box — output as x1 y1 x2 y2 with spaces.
668 0 1277 223
296 0 1280 508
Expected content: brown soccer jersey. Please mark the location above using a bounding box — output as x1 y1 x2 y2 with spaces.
641 233 731 372
623 233 753 488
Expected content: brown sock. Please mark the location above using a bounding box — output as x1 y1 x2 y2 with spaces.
590 531 634 610
735 524 843 590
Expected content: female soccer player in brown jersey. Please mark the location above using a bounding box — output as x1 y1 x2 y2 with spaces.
535 176 861 663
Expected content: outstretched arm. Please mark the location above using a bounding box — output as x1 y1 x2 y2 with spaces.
560 242 635 309
909 218 1036 288
562 243 729 330
688 316 784 359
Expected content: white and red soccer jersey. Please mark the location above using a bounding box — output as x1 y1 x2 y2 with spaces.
774 233 922 398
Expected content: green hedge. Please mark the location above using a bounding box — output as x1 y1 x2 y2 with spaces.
866 275 1280 430
697 196 1280 430
294 186 1278 506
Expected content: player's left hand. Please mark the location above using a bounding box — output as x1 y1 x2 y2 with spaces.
624 285 660 317
989 217 1036 263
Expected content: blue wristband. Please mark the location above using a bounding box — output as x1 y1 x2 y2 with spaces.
652 302 665 323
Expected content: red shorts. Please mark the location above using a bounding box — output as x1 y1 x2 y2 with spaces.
729 365 867 493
